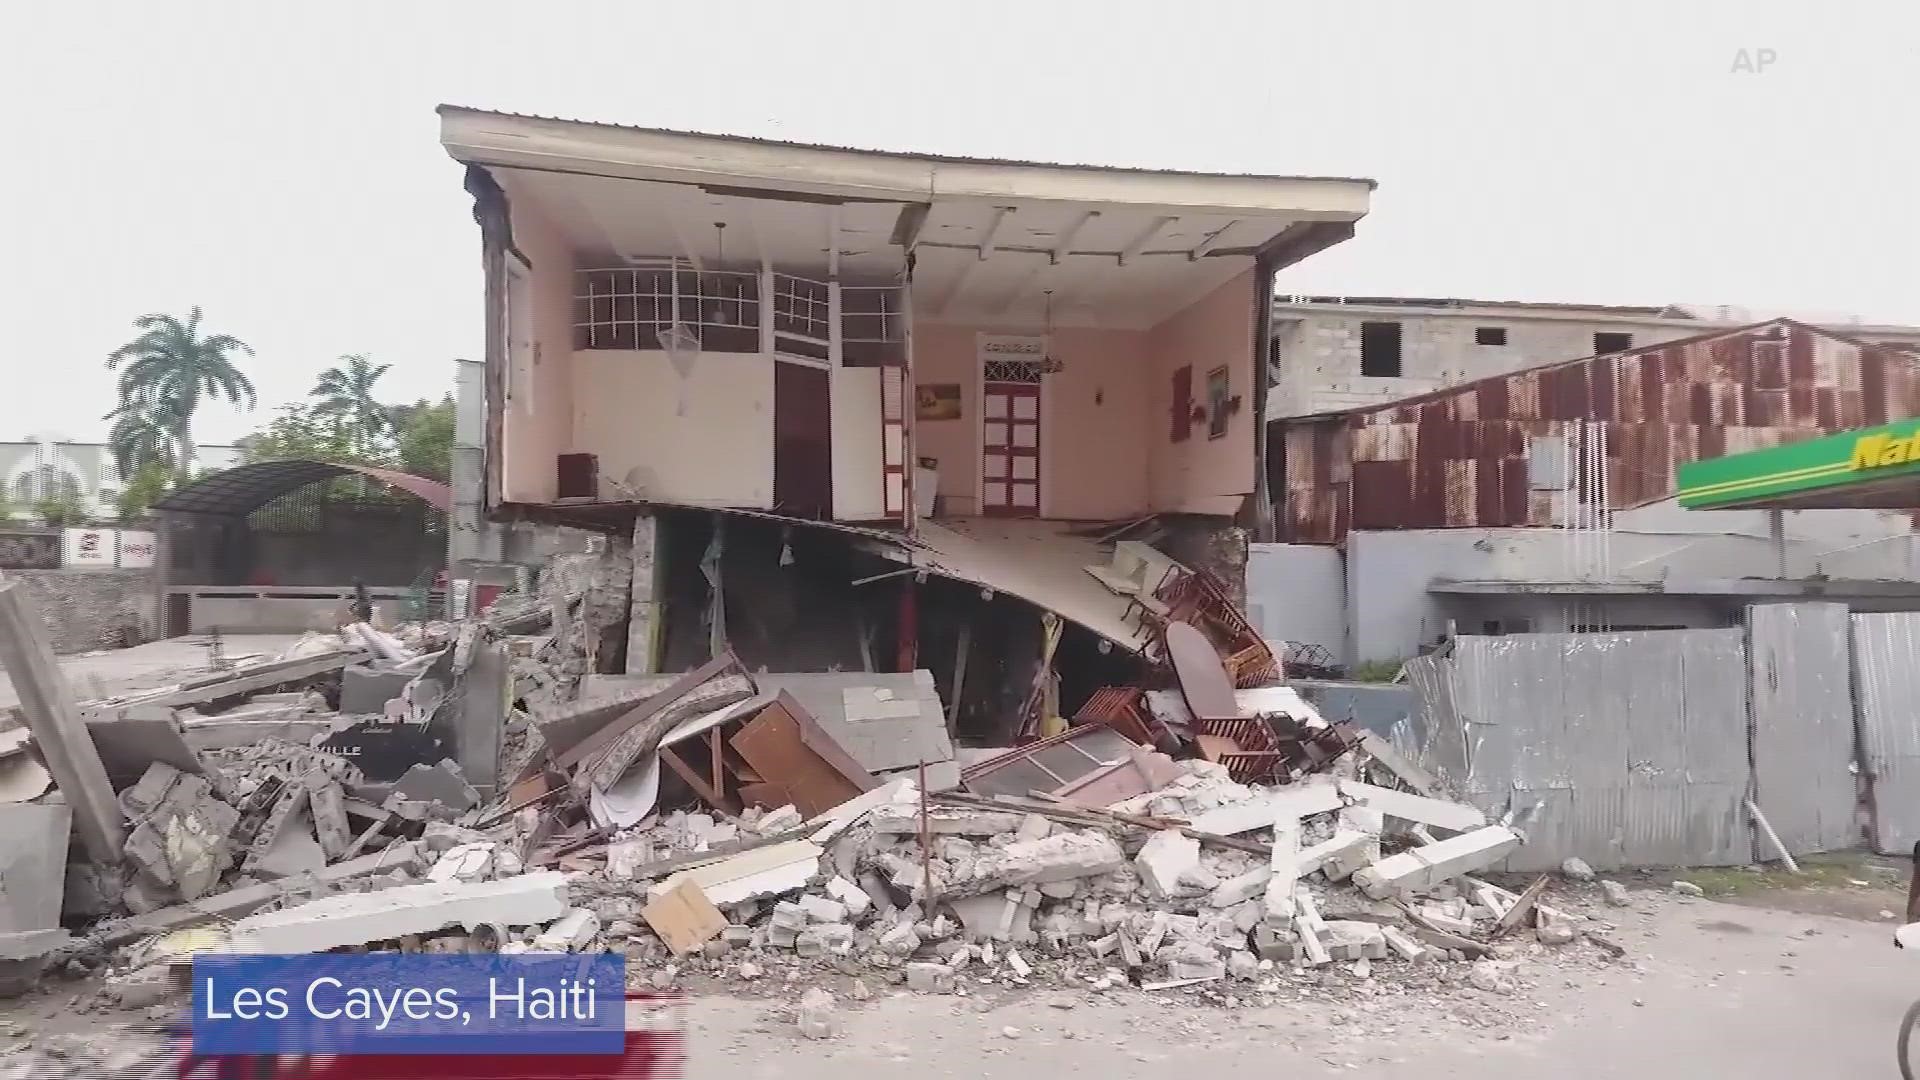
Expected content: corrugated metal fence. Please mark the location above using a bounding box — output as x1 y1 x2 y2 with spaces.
1852 612 1920 855
1404 629 1751 871
1401 602 1884 870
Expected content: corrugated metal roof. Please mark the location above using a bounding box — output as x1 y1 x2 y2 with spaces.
1276 319 1920 543
437 105 1379 189
151 459 452 516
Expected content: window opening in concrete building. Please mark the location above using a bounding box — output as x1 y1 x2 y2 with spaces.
1594 331 1634 354
1360 321 1403 378
1474 326 1508 346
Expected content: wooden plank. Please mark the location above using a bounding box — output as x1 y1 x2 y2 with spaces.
659 744 736 815
551 652 738 770
1492 875 1551 937
642 878 729 955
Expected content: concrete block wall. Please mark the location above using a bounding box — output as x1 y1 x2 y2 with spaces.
1268 313 1703 419
0 568 156 653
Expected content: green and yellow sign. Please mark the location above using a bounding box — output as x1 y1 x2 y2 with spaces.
1677 418 1920 509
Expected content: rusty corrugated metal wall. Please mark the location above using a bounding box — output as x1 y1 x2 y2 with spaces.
1277 320 1920 543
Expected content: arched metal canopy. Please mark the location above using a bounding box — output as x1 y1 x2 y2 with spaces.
150 459 453 516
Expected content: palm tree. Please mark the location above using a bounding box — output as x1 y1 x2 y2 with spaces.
310 354 393 453
104 389 184 481
105 306 255 472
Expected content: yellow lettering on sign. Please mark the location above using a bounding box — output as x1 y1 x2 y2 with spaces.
1852 435 1888 469
1850 432 1920 471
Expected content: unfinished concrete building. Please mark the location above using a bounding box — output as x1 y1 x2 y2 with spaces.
1266 296 1920 420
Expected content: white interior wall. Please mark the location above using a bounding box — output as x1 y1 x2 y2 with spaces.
571 350 774 508
831 367 886 521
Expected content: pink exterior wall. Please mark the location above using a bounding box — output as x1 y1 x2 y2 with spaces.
913 324 1151 520
500 201 575 504
1145 270 1258 515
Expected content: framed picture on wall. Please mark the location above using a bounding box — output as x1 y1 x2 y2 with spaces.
916 383 962 421
1205 366 1231 439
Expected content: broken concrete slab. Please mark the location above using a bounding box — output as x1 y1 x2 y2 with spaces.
533 907 602 952
0 804 69 931
824 876 871 919
94 840 429 947
394 760 480 811
229 870 570 953
650 840 823 908
1298 829 1377 881
1135 831 1200 898
0 928 70 961
251 812 327 880
1352 826 1523 899
340 665 417 715
867 809 1023 836
1263 824 1301 918
308 776 352 860
0 581 124 862
959 832 1124 894
85 707 203 790
1337 779 1485 833
1184 777 1343 836
1208 868 1267 910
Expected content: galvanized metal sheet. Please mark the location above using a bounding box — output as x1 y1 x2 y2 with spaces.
1747 603 1859 855
1851 612 1920 854
1411 629 1750 871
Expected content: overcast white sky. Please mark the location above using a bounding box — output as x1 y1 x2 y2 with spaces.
3 1 1916 446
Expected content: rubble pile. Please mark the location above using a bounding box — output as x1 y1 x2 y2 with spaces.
0 551 1630 1036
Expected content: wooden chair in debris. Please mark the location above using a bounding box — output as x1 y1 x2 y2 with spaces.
1141 569 1280 688
1072 685 1181 754
1165 619 1360 784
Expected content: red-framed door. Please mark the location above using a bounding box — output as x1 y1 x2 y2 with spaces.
981 381 1040 517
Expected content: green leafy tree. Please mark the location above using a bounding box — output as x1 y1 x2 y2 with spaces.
105 307 256 472
114 462 176 523
393 395 455 481
34 492 87 528
237 403 378 467
310 354 393 453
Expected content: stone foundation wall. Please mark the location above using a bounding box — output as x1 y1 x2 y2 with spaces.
1 568 157 654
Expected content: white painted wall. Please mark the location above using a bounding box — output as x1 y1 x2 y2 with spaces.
1341 501 1920 665
571 350 774 508
831 367 886 521
1246 543 1345 658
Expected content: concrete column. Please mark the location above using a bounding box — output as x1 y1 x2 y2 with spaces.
0 581 124 862
624 512 662 675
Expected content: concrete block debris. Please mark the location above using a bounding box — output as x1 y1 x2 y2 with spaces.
12 540 1644 1014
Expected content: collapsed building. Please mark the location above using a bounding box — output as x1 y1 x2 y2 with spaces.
0 118 1637 1067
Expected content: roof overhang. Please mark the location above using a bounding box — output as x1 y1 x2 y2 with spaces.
441 107 1372 330
1677 419 1920 512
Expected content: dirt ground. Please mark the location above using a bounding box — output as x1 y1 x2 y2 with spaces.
5 865 1917 1078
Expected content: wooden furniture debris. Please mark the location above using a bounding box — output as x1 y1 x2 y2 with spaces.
729 693 880 817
